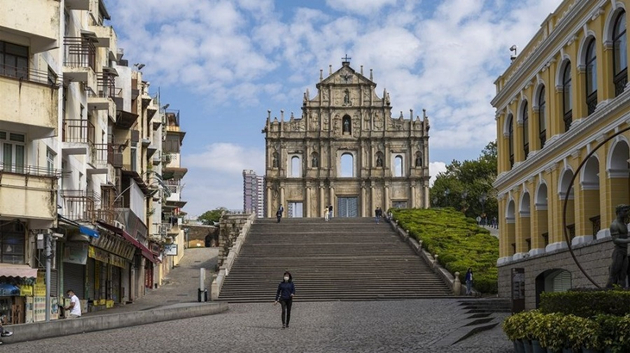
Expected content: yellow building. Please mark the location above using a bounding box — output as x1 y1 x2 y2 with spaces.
493 0 630 310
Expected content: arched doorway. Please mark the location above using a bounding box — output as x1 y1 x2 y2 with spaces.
535 269 572 307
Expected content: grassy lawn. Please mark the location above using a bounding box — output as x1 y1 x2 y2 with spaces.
392 207 499 294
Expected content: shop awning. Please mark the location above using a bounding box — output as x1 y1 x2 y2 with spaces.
0 264 38 279
79 225 99 238
96 221 157 263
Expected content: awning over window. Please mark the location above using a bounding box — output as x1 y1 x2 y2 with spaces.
96 221 157 263
0 264 38 279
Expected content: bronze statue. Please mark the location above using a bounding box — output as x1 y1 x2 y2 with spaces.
606 204 630 288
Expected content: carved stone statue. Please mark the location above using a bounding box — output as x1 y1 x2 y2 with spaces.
606 204 630 288
272 152 279 168
376 153 383 167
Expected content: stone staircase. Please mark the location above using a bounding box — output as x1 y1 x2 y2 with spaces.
217 217 453 303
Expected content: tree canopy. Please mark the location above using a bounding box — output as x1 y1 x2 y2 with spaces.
430 141 497 220
197 207 228 225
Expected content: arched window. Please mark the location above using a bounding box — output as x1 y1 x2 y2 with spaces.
375 151 383 167
614 10 627 96
291 156 301 177
522 101 529 159
508 114 514 168
342 115 351 134
538 87 546 148
415 151 423 167
340 153 354 177
585 39 597 115
311 152 319 168
562 62 572 132
394 155 403 177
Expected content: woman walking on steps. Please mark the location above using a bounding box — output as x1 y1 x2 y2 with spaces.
274 271 295 329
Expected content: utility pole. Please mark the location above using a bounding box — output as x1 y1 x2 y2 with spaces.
45 233 52 322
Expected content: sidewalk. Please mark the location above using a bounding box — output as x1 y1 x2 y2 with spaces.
3 247 228 344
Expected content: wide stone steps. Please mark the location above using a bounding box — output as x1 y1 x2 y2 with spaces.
217 218 452 302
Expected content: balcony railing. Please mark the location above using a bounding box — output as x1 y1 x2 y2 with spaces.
63 119 95 145
0 164 61 177
614 69 627 97
63 37 96 71
586 91 597 115
96 73 119 98
61 190 97 222
0 64 59 86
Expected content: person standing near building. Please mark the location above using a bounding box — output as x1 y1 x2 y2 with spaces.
276 204 284 223
324 207 329 221
274 271 295 329
328 205 333 219
65 290 82 318
0 317 12 345
375 207 382 224
465 268 474 296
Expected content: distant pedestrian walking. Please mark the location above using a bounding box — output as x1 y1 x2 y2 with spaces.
328 205 333 219
274 271 295 329
492 216 497 229
375 207 382 224
324 207 329 221
476 216 481 225
0 318 13 345
465 268 474 296
276 204 284 223
65 289 82 318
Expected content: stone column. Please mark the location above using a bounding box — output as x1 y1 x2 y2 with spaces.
370 185 375 215
361 184 367 217
384 183 390 211
266 186 272 218
329 184 335 217
305 186 311 217
280 187 285 210
410 184 415 208
319 184 325 216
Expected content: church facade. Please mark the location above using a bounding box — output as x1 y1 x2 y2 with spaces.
263 59 430 218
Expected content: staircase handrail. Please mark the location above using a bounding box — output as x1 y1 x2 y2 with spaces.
388 219 462 295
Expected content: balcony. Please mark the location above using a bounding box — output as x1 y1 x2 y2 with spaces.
63 37 97 87
0 164 60 221
60 190 96 222
62 119 95 155
87 23 116 48
88 72 118 119
0 66 59 139
0 0 59 53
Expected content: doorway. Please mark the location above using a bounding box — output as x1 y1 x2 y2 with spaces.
337 197 358 217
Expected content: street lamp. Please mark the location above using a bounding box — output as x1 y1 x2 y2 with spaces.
479 192 487 225
461 190 468 212
443 189 450 207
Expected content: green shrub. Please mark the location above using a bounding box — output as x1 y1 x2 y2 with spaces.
540 289 630 317
392 208 499 293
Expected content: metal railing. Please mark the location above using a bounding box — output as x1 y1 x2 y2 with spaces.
63 37 96 71
60 189 97 222
63 119 95 145
95 73 119 98
0 64 60 86
0 164 61 178
586 91 597 115
614 69 627 97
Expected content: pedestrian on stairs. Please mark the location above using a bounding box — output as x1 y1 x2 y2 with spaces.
328 205 333 219
324 207 329 221
465 268 474 296
276 204 284 223
274 271 295 329
375 207 382 224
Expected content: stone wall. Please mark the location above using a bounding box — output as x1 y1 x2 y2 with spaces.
217 213 253 267
498 237 614 310
184 224 218 248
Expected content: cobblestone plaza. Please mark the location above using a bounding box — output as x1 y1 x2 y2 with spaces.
9 300 512 352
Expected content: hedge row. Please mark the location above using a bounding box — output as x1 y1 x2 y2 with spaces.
540 289 630 317
503 310 630 352
392 208 499 293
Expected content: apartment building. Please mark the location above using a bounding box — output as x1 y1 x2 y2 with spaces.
492 0 630 310
243 169 265 218
0 0 186 323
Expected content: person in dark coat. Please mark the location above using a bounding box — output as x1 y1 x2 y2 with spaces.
274 271 295 328
276 204 284 223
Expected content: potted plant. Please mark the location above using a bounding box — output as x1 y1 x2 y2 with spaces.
503 313 527 353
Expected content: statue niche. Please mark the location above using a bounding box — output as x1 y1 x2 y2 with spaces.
343 115 352 135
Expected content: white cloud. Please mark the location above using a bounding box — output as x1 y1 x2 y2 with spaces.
325 0 398 16
181 143 265 214
429 161 447 186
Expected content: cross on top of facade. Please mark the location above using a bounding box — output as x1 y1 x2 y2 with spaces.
342 54 351 64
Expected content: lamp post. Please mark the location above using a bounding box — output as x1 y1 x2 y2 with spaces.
461 190 468 213
479 192 487 225
443 189 450 207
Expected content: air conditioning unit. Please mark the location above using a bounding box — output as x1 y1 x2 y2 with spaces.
114 220 125 231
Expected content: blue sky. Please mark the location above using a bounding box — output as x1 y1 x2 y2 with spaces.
106 0 563 217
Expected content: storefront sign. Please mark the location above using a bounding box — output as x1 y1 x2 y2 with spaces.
18 285 33 296
88 246 109 263
109 254 128 269
164 244 178 256
63 242 88 265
